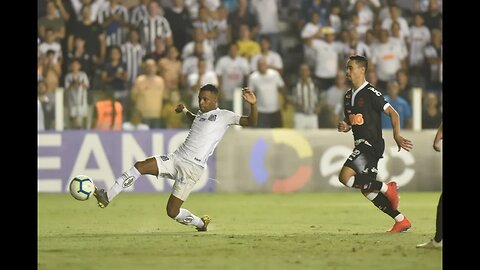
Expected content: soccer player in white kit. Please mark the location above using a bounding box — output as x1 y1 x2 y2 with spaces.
93 84 258 231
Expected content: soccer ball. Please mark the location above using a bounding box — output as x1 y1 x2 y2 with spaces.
69 175 95 201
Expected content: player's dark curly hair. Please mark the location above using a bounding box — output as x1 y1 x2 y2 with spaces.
349 55 368 73
200 84 219 95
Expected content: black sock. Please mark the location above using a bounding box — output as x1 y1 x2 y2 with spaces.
354 174 383 191
370 192 400 219
434 193 442 242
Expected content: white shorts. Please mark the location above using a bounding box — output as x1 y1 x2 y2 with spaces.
154 153 204 201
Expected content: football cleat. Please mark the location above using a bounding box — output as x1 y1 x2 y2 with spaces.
416 239 442 249
93 187 110 208
386 217 412 233
196 215 211 232
385 181 399 210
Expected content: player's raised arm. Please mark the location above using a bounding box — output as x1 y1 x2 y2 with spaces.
384 105 413 152
175 103 196 124
239 87 258 127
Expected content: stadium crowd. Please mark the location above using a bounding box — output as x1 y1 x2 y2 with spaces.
37 0 442 131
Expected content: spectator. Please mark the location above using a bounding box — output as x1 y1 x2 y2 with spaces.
162 89 188 128
424 29 442 92
381 5 410 40
248 57 286 128
227 0 258 43
371 29 407 92
215 43 250 111
193 6 219 52
311 27 343 91
121 28 145 89
122 109 150 130
67 4 107 65
38 0 66 42
139 1 173 55
423 0 442 31
164 0 194 53
236 24 260 61
396 69 412 104
187 58 218 112
65 59 90 129
321 70 348 125
100 46 128 116
129 0 150 28
290 63 320 129
70 0 106 22
158 45 183 100
67 36 95 84
181 28 214 62
131 59 166 128
250 36 283 74
251 0 282 54
92 90 123 130
97 0 129 47
408 13 431 88
39 28 63 64
381 80 412 129
212 5 229 58
422 92 442 129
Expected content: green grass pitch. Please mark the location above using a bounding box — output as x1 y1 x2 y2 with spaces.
38 192 442 270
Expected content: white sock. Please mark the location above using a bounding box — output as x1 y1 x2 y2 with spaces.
394 214 405 222
174 208 204 228
107 166 142 201
363 191 379 201
380 183 388 193
345 178 355 188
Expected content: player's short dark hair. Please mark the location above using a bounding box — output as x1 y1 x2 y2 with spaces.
200 84 219 95
348 55 368 73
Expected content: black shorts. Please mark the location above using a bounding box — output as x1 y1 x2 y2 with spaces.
343 141 380 178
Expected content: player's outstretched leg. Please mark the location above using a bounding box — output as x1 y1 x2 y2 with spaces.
362 191 412 232
167 195 211 231
94 158 157 208
93 187 109 208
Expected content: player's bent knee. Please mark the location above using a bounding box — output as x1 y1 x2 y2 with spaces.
134 158 157 175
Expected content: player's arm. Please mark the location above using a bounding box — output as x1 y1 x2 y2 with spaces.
433 122 442 152
175 104 196 124
384 104 413 152
337 116 351 132
239 88 258 127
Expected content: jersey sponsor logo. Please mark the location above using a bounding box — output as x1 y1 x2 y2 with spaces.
348 113 364 125
368 86 382 96
208 114 217 121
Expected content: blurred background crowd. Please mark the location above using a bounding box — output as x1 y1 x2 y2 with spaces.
37 0 442 131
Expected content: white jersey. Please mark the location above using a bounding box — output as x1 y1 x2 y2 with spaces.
174 108 241 167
